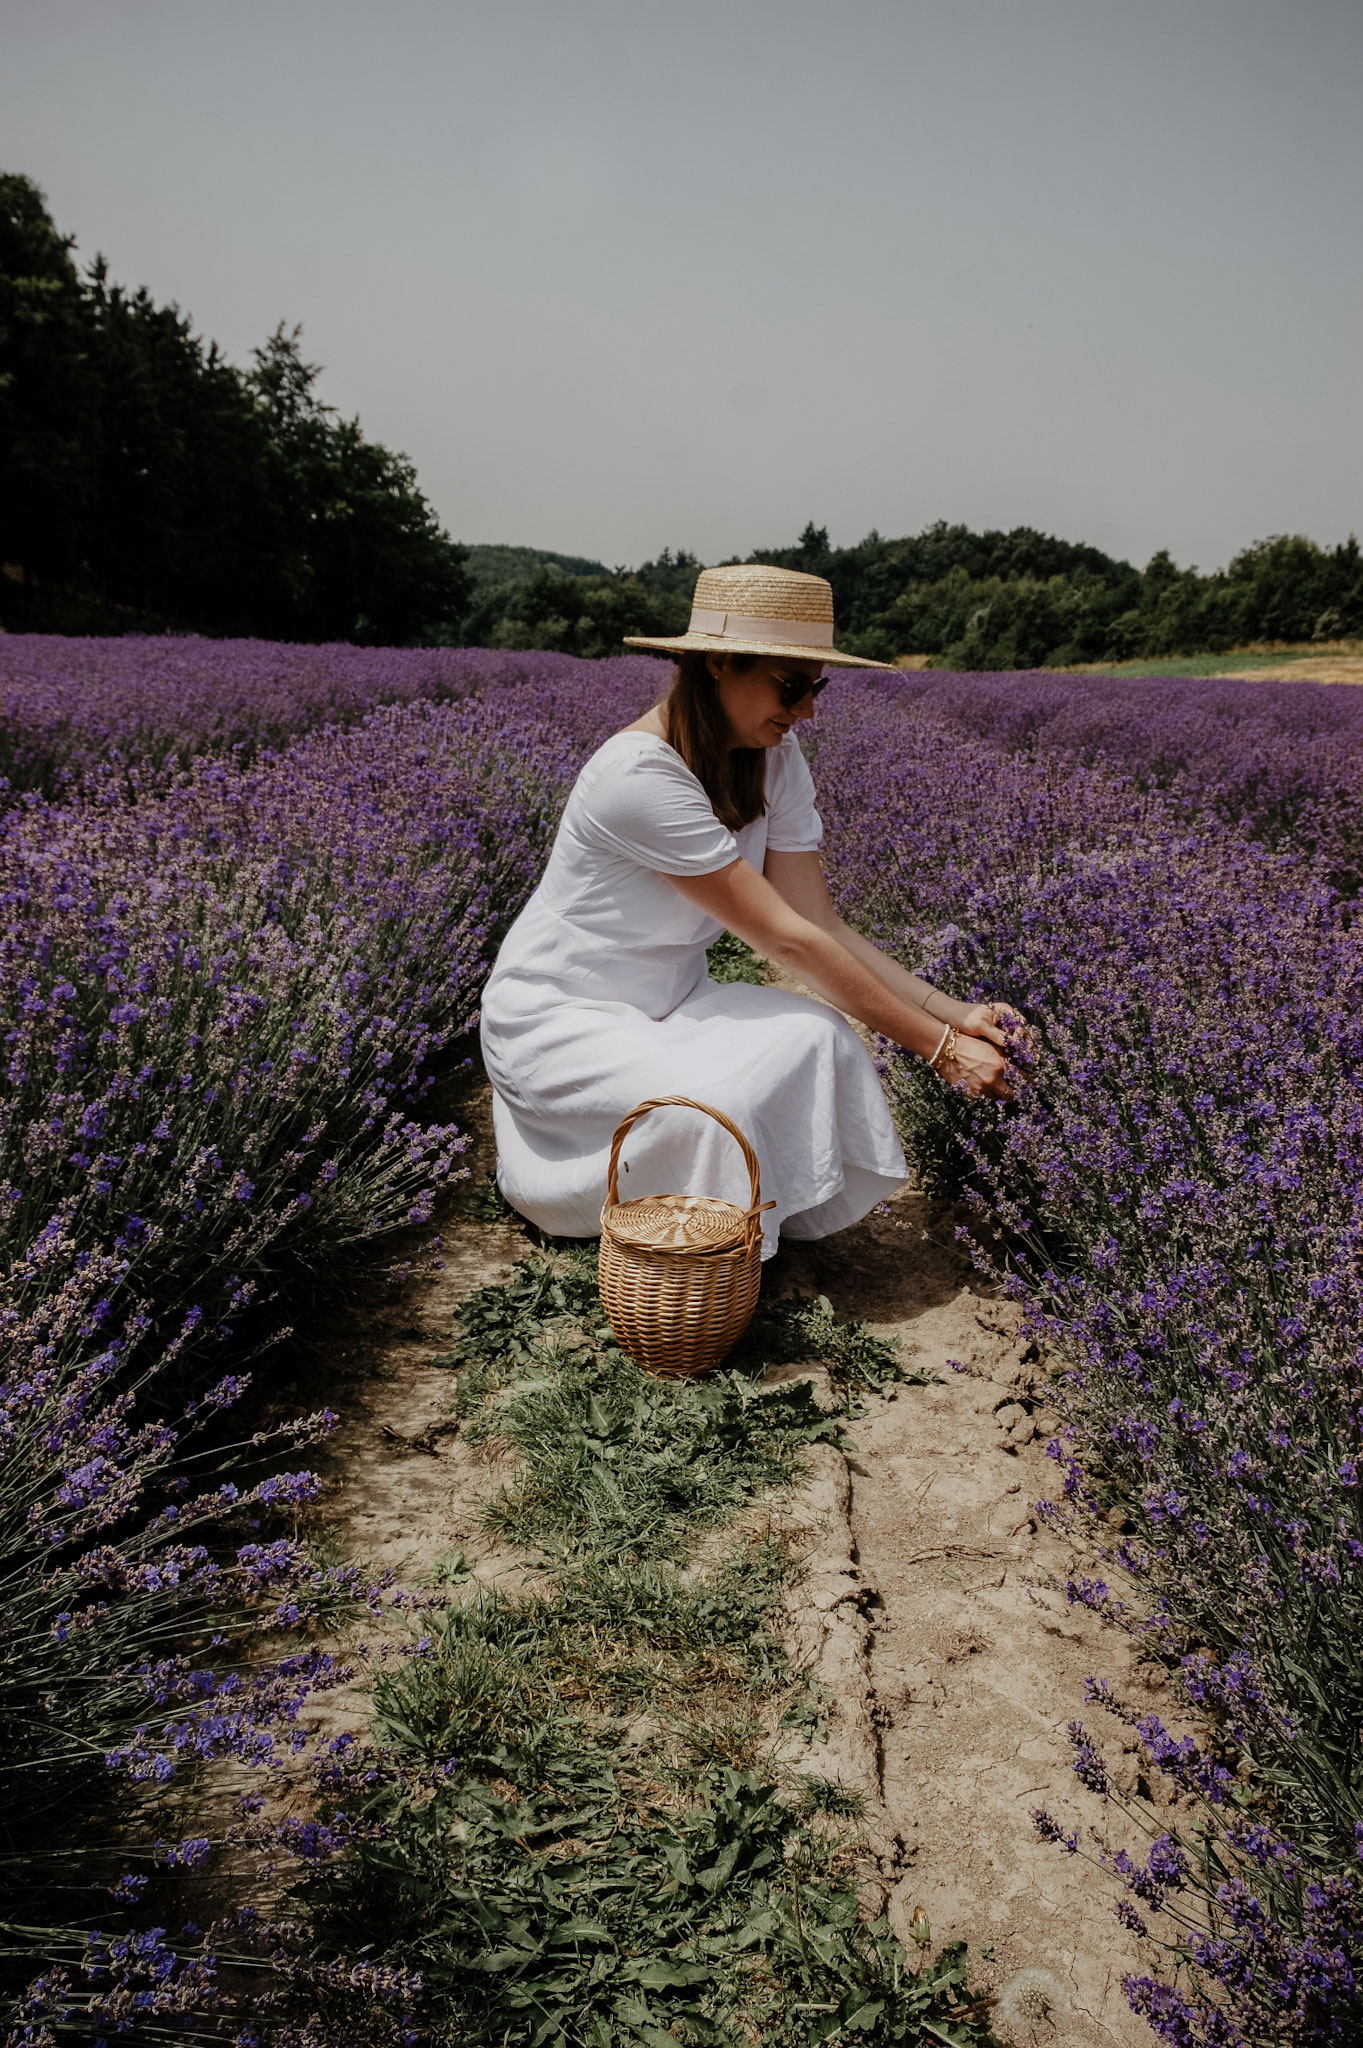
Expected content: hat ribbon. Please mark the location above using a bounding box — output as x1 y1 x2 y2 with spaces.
688 607 834 647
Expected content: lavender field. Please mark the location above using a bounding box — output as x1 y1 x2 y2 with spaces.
2 635 1360 2045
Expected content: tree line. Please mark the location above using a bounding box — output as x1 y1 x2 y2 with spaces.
3 172 1359 663
0 173 470 642
476 525 1361 668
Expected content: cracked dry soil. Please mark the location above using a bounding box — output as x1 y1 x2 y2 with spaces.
307 1077 1165 2047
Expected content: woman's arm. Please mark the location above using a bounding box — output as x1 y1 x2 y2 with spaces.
763 850 1029 1054
665 856 1012 1098
762 849 976 1025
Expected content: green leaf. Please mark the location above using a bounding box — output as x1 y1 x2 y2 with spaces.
472 1941 543 1972
623 1958 709 1989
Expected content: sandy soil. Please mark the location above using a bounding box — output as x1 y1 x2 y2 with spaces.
304 1078 1165 2046
772 1203 1165 2046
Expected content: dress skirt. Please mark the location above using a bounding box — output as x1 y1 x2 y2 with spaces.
483 977 908 1259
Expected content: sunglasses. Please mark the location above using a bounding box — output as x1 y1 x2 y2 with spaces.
774 672 828 710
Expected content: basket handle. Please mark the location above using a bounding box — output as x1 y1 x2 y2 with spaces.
606 1096 772 1238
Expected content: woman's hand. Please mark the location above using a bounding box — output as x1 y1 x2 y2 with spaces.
960 1000 1030 1051
940 1001 1035 1099
941 1030 1014 1100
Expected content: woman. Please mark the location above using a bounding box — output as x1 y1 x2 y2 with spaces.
480 563 1019 1256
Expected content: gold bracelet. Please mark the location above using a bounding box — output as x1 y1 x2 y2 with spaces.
930 1025 959 1076
927 1022 951 1070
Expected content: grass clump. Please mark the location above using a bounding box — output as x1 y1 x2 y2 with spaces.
384 1541 797 1758
447 1246 927 1407
731 1289 931 1398
315 1733 988 2048
482 1354 842 1563
315 1547 993 2047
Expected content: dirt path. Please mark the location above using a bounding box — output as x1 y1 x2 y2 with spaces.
775 1202 1162 2046
305 1078 1160 2045
302 1080 529 1602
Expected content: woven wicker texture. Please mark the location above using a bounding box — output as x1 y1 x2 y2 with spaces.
606 1193 749 1254
690 563 835 623
598 1097 774 1378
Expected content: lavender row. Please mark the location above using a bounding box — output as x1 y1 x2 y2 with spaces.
6 634 1361 871
0 632 663 798
810 690 1363 2043
2 659 656 2034
862 664 1363 882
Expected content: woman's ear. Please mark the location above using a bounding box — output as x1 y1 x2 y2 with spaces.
705 652 727 682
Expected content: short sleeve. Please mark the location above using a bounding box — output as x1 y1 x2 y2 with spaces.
763 735 824 852
577 743 740 876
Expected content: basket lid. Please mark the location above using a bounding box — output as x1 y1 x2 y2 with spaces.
602 1192 750 1254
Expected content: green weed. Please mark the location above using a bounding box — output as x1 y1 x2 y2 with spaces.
706 932 769 984
483 1358 843 1564
731 1290 931 1398
449 1247 925 1403
314 1745 990 2047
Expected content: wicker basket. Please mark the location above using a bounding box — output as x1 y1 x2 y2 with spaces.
598 1096 774 1378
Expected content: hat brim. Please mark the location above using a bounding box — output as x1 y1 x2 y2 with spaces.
621 631 894 671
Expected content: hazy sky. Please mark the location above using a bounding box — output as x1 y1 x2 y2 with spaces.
3 0 1360 571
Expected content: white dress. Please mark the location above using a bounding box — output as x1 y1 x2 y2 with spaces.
479 730 907 1258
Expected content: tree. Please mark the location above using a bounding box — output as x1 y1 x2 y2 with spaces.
83 262 277 630
489 569 688 658
247 326 470 643
0 172 97 586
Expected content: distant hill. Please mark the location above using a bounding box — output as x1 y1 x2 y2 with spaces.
464 544 611 592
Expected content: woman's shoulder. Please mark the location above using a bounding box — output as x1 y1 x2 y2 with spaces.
579 728 696 788
570 732 737 873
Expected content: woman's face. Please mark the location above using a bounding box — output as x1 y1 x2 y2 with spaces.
709 655 825 750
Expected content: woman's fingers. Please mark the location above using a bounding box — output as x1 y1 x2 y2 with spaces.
962 1001 1029 1053
932 1002 1035 1098
950 1038 1010 1098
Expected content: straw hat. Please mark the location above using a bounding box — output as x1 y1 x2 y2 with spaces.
623 563 894 670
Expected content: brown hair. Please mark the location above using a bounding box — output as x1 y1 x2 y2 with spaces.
662 651 767 831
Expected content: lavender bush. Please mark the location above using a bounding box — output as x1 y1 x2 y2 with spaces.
1032 1693 1363 2047
1 678 652 1347
0 1218 438 2042
808 674 1363 2040
1 650 657 2037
